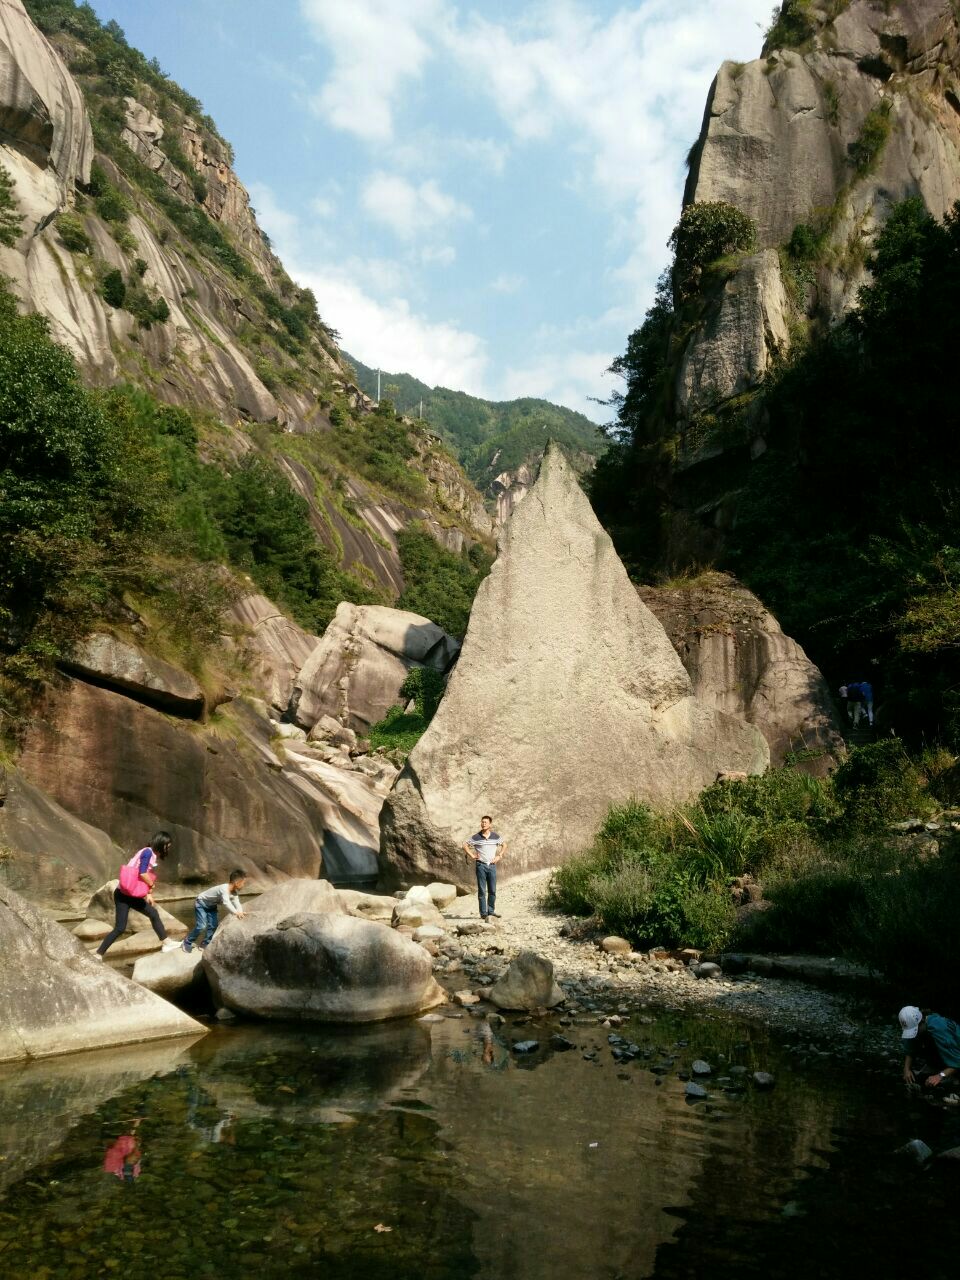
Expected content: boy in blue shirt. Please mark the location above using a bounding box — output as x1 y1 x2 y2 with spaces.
899 1005 960 1089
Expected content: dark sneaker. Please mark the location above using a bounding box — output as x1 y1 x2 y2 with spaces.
489 911 501 918
181 941 193 953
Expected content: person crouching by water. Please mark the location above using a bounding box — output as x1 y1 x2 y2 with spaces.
181 869 247 952
95 831 181 960
463 815 506 921
900 1005 960 1091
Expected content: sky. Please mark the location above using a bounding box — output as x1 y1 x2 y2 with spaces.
92 0 774 421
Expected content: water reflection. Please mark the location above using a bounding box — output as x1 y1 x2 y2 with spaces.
0 1010 959 1278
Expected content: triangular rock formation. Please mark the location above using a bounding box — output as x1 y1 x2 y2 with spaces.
379 443 768 887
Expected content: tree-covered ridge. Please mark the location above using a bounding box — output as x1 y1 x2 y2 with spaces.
594 196 960 748
344 352 606 489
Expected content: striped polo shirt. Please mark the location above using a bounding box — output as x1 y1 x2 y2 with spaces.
468 830 503 865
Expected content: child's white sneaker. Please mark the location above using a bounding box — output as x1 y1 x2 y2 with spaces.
161 939 180 952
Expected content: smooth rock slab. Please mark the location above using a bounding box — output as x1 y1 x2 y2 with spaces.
132 946 205 999
0 885 204 1062
203 910 445 1023
487 951 564 1011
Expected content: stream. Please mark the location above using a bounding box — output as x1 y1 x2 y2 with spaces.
1 1005 958 1278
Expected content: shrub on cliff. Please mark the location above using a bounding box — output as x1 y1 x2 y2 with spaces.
0 162 23 248
0 288 164 683
669 201 757 301
396 526 491 638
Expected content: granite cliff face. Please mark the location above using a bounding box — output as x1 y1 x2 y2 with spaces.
379 444 769 889
679 0 960 427
0 0 490 595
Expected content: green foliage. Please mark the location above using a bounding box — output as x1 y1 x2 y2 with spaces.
832 738 933 830
325 414 428 504
95 182 130 224
367 667 447 755
0 286 164 682
399 666 445 721
345 351 606 488
100 268 126 308
56 212 92 254
367 704 429 754
847 100 893 175
0 163 23 248
668 201 758 301
764 0 816 50
396 525 492 637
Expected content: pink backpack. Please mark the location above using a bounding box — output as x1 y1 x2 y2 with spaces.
118 849 154 898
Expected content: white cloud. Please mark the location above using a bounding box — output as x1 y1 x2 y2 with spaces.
361 171 472 240
490 272 524 294
246 182 488 395
421 244 457 266
308 269 488 393
300 0 445 143
497 348 615 422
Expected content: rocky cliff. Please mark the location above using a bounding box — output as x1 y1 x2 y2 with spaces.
379 443 768 889
0 0 490 594
679 0 960 429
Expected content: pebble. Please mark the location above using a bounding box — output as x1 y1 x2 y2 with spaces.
691 1060 712 1076
685 1082 708 1100
439 869 893 1054
512 1040 539 1054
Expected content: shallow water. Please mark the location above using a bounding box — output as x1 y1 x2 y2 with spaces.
1 1006 958 1279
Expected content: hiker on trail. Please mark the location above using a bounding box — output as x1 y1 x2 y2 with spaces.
839 681 874 728
900 1006 960 1090
463 815 505 921
182 869 247 952
96 831 181 960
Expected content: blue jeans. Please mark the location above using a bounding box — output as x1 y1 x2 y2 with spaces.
184 901 218 949
476 861 496 917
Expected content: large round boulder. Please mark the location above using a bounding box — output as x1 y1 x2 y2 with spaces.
203 909 445 1023
487 951 564 1011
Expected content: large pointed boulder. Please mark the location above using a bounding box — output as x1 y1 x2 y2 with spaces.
379 443 768 887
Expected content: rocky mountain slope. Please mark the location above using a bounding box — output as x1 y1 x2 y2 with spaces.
1 0 491 598
679 0 960 435
346 350 605 523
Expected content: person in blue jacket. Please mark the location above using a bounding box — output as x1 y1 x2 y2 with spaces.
900 1006 960 1089
839 681 874 727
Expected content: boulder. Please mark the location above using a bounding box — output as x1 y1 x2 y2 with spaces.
132 946 205 999
0 768 121 914
392 900 445 930
0 885 204 1062
413 924 446 943
86 881 187 936
379 444 768 886
487 951 564 1011
61 633 205 717
224 592 319 712
601 936 632 955
292 602 459 733
72 918 110 941
202 910 445 1023
243 878 342 926
337 889 397 922
427 881 458 909
695 962 723 980
640 573 844 773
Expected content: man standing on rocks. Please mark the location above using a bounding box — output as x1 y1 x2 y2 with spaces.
464 815 505 921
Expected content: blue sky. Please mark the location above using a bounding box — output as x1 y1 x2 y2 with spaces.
92 0 773 420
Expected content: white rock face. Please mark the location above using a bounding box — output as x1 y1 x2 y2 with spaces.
0 0 93 230
293 603 459 733
680 0 960 417
132 946 205 999
379 444 768 887
64 633 205 717
0 885 204 1062
640 574 844 772
675 250 789 418
226 593 319 713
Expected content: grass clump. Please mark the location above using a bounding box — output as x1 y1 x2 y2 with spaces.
546 751 950 962
367 667 446 755
848 99 893 175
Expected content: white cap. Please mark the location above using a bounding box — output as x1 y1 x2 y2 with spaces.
899 1006 923 1040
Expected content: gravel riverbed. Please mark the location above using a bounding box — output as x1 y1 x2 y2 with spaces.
437 869 896 1062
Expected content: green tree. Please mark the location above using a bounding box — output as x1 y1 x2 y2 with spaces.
0 163 23 248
